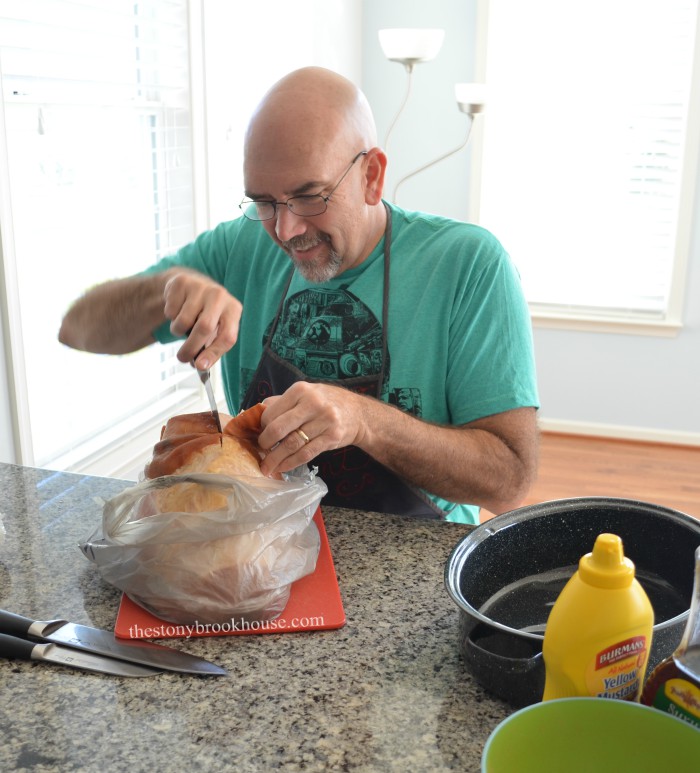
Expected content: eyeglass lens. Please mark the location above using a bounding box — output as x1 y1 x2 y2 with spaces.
241 150 367 222
251 196 326 221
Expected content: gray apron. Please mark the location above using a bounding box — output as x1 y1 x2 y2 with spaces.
241 204 445 519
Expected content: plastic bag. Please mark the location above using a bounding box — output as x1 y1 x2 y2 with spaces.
80 466 327 625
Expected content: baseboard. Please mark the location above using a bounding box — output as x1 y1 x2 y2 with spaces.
538 418 700 448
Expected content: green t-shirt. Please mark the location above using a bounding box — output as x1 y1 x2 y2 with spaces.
146 202 539 524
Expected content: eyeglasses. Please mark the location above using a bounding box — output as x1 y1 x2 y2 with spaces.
239 150 368 222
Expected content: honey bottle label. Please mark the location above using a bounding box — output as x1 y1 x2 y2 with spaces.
648 678 700 729
585 636 649 700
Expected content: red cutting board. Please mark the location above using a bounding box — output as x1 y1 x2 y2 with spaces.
114 508 345 640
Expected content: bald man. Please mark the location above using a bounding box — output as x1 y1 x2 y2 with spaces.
59 67 539 523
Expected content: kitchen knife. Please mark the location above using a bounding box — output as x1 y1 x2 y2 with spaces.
0 609 226 676
190 334 224 445
0 633 162 677
197 365 224 443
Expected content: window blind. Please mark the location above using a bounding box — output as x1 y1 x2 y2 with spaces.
0 0 202 473
476 0 699 324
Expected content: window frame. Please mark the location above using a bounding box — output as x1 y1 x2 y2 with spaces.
0 0 215 478
470 0 700 337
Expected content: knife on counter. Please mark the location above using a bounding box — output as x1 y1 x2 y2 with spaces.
0 609 226 676
0 632 163 677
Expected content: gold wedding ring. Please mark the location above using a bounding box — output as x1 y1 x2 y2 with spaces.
295 428 310 444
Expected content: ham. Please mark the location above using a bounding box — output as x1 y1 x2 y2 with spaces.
144 403 267 481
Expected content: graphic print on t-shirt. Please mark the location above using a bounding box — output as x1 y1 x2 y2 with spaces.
388 387 422 416
267 287 389 385
240 287 423 416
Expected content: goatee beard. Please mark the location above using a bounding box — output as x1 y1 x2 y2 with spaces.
283 234 343 283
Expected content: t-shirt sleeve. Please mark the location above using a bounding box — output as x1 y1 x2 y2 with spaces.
446 231 539 425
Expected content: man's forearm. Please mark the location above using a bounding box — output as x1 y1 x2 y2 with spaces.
258 382 538 513
356 397 538 514
58 272 172 354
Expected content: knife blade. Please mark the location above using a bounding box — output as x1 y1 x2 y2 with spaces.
0 609 226 676
0 633 162 677
188 331 224 445
197 366 224 444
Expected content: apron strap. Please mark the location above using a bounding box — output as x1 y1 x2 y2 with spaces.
376 201 392 398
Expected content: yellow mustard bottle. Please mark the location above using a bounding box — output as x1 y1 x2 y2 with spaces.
542 532 654 702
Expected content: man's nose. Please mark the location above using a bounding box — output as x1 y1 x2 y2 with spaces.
274 204 307 242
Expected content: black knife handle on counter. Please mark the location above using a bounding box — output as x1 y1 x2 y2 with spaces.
0 609 35 636
0 632 38 660
0 609 64 638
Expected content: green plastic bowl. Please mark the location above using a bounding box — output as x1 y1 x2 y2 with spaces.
482 698 700 773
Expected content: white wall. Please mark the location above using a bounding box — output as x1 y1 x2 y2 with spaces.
362 0 700 444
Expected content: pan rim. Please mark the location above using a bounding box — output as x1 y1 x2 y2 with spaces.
444 496 700 640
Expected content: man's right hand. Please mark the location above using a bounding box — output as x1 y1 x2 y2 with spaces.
162 271 242 369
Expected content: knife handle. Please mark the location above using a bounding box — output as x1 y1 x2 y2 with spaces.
0 632 38 661
0 609 34 637
0 609 66 639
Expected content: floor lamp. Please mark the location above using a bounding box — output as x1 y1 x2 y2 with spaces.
378 28 487 204
378 28 445 157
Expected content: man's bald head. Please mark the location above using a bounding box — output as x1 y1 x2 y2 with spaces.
244 67 377 177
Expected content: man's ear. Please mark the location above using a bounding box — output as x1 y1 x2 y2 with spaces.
363 148 387 205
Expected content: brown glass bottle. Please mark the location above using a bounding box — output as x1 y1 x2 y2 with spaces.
640 546 700 729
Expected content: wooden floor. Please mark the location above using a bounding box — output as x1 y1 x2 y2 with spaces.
481 432 700 522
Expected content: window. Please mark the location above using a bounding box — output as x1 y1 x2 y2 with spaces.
474 0 700 333
0 0 205 476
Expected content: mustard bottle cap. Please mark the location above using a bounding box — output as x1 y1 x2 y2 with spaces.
578 533 636 589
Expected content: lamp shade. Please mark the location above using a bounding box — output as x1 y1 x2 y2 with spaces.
378 28 445 66
455 82 487 114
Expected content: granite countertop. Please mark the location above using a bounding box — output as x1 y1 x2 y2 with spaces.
0 463 511 772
